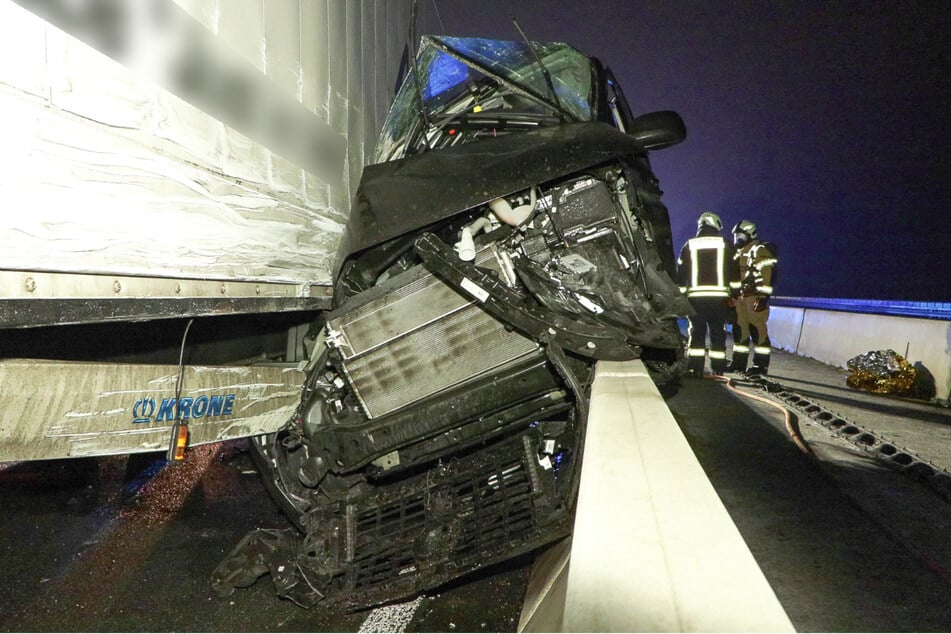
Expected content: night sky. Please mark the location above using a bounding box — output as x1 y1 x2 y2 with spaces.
419 1 949 301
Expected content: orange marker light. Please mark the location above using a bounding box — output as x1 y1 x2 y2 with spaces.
168 423 189 461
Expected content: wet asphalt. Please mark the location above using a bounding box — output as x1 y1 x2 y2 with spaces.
665 353 951 632
1 350 949 632
0 444 529 632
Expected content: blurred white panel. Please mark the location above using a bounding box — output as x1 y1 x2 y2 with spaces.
346 1 365 193
327 0 348 137
0 88 49 199
47 25 156 130
220 124 272 186
0 10 342 285
170 0 220 34
0 94 342 284
325 0 350 204
217 0 264 71
300 0 328 119
301 0 330 212
151 89 227 178
361 1 377 156
373 1 389 133
0 0 409 311
0 2 49 98
263 0 301 99
327 172 350 219
262 0 304 197
268 151 305 201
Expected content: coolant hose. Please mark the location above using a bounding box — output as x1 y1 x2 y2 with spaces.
455 216 493 261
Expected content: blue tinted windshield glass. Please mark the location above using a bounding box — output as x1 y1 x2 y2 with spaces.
424 52 469 101
375 36 595 162
437 36 592 121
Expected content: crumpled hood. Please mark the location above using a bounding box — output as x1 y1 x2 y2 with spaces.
337 122 646 268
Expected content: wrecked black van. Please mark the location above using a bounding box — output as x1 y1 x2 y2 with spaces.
212 34 690 609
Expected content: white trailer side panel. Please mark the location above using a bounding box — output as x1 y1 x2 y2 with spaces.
0 0 409 312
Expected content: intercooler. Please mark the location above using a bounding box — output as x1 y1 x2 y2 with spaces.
326 247 541 419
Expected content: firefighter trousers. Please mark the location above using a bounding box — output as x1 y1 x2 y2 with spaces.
686 298 730 375
732 296 771 372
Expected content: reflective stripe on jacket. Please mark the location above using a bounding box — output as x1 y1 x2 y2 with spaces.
677 231 736 299
735 240 777 297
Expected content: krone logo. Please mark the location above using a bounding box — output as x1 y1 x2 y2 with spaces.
131 394 236 424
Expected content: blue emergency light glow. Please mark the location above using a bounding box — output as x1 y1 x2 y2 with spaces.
423 52 468 101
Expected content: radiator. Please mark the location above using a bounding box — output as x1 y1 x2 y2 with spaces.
327 247 541 419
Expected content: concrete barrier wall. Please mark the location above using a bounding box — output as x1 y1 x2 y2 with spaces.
770 306 951 402
520 360 795 632
767 306 805 354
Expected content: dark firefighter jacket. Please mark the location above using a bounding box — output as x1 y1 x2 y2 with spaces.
677 226 739 300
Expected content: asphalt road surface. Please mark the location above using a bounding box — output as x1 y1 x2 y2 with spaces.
1 363 949 632
0 444 529 632
666 373 951 632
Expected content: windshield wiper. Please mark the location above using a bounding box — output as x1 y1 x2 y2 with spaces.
511 17 568 123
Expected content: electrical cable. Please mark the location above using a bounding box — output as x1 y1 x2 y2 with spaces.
166 318 194 461
175 318 195 409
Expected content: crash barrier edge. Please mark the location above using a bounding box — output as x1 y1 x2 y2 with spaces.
519 359 795 633
771 297 951 321
768 299 951 402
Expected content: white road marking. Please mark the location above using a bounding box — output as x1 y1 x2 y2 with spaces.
358 595 425 633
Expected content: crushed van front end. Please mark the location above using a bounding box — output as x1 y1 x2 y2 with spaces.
213 34 689 609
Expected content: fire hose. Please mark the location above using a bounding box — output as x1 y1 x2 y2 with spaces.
704 374 816 459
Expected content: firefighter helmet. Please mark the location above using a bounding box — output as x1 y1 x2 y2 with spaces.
732 220 757 246
697 211 722 231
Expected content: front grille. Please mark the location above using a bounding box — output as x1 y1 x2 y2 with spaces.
351 496 426 589
319 430 570 609
453 463 536 560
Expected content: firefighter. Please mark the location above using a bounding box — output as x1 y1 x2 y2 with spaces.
729 220 778 375
677 212 738 377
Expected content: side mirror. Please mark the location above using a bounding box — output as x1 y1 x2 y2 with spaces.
629 110 686 150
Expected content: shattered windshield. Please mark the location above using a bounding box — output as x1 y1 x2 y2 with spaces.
375 36 595 162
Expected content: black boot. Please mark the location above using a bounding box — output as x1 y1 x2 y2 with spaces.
729 347 749 373
751 341 771 376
